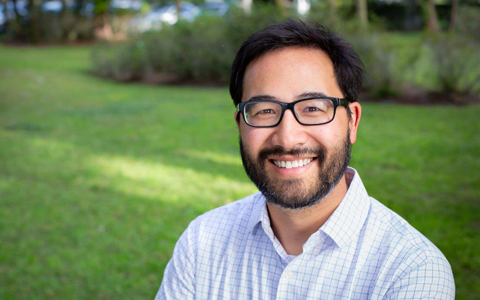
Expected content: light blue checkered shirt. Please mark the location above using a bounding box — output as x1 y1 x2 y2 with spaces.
155 168 455 299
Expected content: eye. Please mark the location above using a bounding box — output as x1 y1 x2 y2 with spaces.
302 106 325 113
255 109 276 115
298 99 330 114
304 106 323 112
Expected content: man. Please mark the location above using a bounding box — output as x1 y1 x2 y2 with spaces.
155 20 455 299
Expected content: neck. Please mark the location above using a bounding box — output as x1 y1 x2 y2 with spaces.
267 174 348 255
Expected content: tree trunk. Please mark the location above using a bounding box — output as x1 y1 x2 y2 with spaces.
74 0 84 16
175 0 181 20
60 0 68 41
27 0 40 43
356 0 368 30
9 0 23 38
448 0 458 31
424 0 440 32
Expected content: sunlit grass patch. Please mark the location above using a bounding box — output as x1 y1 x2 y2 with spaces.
88 153 254 205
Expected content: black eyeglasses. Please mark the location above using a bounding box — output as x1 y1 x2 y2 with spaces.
236 97 351 128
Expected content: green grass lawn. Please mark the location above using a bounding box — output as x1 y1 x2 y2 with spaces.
0 44 479 300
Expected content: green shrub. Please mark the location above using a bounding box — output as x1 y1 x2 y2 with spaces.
350 32 399 99
171 16 235 82
95 7 475 104
142 27 179 76
91 5 295 85
455 6 480 42
426 34 480 103
91 39 146 81
224 5 292 49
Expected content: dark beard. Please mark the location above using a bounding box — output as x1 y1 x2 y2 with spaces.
240 132 351 210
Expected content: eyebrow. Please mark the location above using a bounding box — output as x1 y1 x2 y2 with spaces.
246 95 277 102
246 92 329 102
297 92 328 99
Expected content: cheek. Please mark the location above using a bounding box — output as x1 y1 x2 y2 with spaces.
307 125 334 141
240 125 271 154
308 124 346 150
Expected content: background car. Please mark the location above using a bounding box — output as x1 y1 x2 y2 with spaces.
129 2 200 32
199 1 229 16
109 0 143 13
0 3 7 32
40 0 94 17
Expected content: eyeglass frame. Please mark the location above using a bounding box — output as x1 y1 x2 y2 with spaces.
236 96 351 128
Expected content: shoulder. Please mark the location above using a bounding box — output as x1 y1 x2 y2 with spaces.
195 192 261 224
367 197 445 261
168 192 264 267
185 192 263 241
365 198 455 295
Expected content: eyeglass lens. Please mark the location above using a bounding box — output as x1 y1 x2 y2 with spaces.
244 98 335 126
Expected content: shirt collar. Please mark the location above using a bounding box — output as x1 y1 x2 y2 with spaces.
247 192 266 234
319 167 371 249
247 168 371 250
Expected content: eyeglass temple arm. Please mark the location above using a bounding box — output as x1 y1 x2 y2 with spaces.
338 98 351 107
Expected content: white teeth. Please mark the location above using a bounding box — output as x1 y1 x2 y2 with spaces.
273 158 313 169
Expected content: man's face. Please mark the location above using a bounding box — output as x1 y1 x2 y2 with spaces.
237 47 360 210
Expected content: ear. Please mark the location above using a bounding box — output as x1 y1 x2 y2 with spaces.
348 102 362 144
234 111 240 129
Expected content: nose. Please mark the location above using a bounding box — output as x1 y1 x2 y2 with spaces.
270 109 308 149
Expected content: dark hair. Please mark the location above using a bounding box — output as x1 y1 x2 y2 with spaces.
229 19 364 106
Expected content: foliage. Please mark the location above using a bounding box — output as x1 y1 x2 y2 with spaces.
91 5 293 85
3 3 95 43
93 0 111 15
38 11 95 42
425 34 480 103
166 16 234 82
223 5 290 48
1 45 480 299
92 6 409 99
348 32 399 99
454 6 480 42
1 0 138 43
90 6 480 103
91 40 145 80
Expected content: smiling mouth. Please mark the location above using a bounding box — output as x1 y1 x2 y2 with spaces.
271 158 315 169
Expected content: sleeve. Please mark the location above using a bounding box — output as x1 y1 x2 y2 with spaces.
154 224 197 300
382 257 455 300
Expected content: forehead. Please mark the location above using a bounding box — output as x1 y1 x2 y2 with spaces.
242 47 342 102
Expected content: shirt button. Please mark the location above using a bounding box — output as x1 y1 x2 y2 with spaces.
284 270 292 279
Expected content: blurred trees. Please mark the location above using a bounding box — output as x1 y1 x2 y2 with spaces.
1 0 478 46
448 0 458 31
423 0 440 32
328 0 338 23
175 0 181 17
356 0 368 30
3 0 97 42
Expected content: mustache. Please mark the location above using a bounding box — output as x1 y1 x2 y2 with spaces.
258 145 326 162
